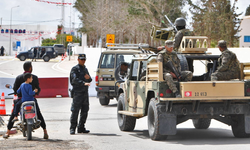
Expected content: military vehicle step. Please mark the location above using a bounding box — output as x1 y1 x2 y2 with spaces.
118 111 144 117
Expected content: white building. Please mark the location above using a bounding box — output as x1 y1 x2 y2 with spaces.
0 25 57 55
239 16 250 48
0 24 79 56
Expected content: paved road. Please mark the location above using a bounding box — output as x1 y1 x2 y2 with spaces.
1 56 250 149
1 97 250 150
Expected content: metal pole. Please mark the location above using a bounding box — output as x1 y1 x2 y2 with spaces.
9 5 19 56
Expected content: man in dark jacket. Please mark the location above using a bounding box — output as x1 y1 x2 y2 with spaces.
3 61 48 139
0 46 4 56
70 54 92 134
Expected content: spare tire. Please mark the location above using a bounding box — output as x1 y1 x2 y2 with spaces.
177 54 189 71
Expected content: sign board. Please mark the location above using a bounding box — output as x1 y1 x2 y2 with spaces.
106 34 115 44
66 36 73 42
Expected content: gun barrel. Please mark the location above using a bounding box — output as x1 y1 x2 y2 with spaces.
164 15 177 32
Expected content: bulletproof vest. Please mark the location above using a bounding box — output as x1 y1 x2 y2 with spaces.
161 51 180 72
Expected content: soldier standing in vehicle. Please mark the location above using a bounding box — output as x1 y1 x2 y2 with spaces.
69 54 92 134
157 40 193 98
173 18 192 51
211 40 240 81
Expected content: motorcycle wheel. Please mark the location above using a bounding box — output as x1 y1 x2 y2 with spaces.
27 124 32 140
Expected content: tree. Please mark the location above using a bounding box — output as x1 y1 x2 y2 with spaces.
74 0 187 47
246 5 250 16
187 0 242 47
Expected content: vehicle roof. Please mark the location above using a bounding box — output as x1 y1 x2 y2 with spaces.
101 49 141 54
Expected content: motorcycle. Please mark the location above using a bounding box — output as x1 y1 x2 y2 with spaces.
6 84 41 140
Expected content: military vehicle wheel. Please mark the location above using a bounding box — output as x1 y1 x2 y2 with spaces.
19 55 26 61
117 93 136 131
99 96 110 105
192 118 211 129
177 54 189 71
148 98 167 140
232 115 250 138
43 55 50 62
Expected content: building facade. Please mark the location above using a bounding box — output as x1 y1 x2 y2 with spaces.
240 16 250 48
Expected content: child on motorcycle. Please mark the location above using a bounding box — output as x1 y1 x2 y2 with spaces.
13 73 38 121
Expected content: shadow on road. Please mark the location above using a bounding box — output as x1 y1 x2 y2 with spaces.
104 103 117 107
88 133 121 137
129 128 250 145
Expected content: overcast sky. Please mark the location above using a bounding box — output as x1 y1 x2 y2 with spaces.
0 0 249 29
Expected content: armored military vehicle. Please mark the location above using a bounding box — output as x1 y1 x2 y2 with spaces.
116 36 250 140
95 44 143 105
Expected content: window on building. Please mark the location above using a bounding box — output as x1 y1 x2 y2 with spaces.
14 29 18 33
1 29 4 33
19 29 22 33
10 29 13 33
244 36 250 42
5 29 9 33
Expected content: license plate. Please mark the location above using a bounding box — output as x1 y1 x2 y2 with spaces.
103 78 114 81
25 113 35 119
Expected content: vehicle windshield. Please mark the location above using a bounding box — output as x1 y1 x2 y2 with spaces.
116 54 134 67
100 54 115 68
100 54 134 68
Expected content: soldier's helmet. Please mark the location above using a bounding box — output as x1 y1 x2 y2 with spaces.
218 40 227 47
174 18 186 27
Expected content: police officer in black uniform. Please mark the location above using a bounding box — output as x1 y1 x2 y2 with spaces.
70 54 92 134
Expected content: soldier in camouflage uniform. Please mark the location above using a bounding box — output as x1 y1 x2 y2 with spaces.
157 40 193 97
211 40 240 81
69 54 92 134
173 18 192 51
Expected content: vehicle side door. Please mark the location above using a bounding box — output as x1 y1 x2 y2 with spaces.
127 60 146 113
98 54 116 86
28 48 34 58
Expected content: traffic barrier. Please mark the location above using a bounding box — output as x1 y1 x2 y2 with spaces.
0 92 6 115
37 77 69 98
64 52 67 57
15 52 17 58
61 54 65 61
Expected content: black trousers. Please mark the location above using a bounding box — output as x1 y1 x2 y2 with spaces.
7 98 46 130
70 91 89 131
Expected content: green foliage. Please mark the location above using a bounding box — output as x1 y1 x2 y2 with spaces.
42 34 81 47
187 0 242 47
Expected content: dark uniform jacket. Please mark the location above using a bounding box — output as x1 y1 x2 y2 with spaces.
70 64 92 92
13 72 41 97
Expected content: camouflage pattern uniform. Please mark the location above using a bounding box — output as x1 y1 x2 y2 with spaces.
174 29 191 51
211 49 240 81
158 49 193 93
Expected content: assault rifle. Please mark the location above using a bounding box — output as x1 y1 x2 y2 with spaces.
166 60 182 81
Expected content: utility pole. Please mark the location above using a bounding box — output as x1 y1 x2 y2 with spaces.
61 0 65 45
